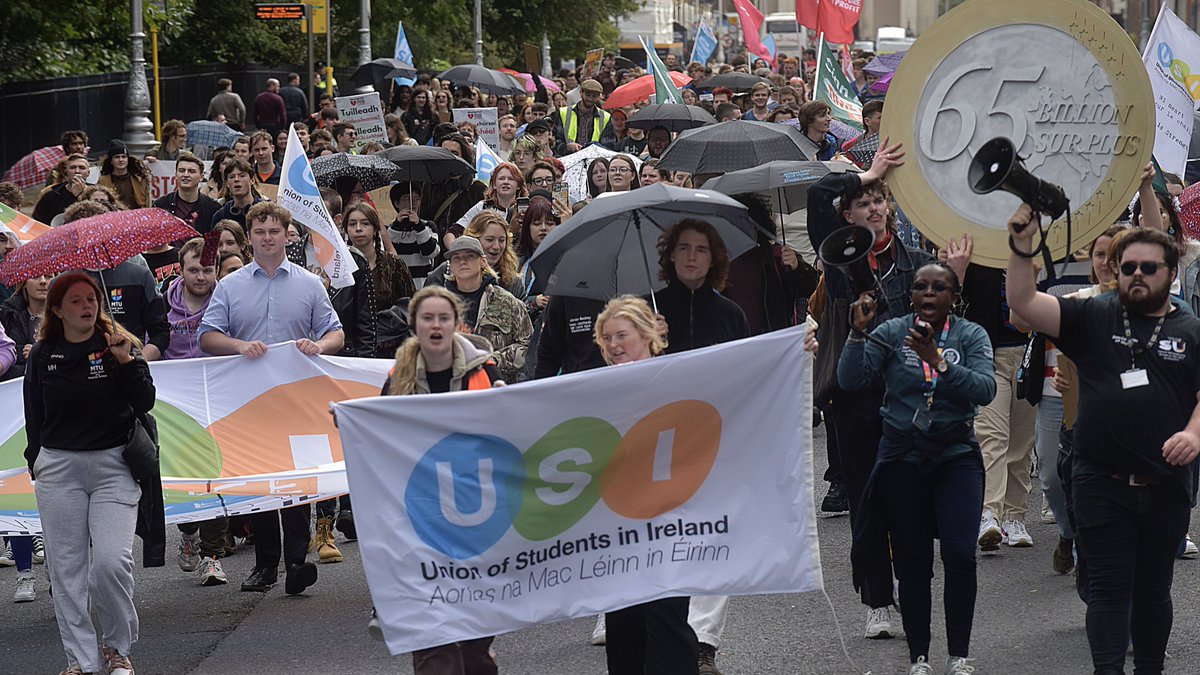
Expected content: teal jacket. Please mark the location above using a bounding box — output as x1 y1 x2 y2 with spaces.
838 314 997 438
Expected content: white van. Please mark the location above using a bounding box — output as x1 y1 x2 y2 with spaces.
875 26 914 54
764 13 806 55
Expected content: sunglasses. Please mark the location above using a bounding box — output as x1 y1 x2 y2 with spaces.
911 281 951 293
1119 261 1165 277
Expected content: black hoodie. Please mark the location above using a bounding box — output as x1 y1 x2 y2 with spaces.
654 280 750 354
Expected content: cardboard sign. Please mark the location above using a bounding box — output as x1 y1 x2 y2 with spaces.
336 92 389 147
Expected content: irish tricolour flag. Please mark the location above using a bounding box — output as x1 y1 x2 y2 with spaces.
0 202 51 245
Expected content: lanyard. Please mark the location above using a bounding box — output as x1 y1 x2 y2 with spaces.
1121 309 1166 370
919 317 952 407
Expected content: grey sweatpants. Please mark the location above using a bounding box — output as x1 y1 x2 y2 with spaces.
34 446 140 672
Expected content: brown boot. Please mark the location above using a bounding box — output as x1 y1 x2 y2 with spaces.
315 517 343 564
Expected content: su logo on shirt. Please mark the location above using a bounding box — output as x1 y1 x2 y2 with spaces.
108 288 124 315
406 401 723 559
87 351 107 380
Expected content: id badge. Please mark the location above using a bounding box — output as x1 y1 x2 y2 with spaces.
913 405 932 433
1121 368 1150 389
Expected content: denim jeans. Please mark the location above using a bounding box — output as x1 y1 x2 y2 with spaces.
1035 395 1073 538
1072 461 1190 675
875 453 984 662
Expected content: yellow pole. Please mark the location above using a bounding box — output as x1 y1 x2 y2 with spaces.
151 25 162 141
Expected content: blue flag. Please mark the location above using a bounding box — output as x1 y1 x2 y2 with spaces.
475 137 501 183
394 22 416 87
763 34 777 64
690 19 717 65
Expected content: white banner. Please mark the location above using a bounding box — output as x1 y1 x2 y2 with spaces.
336 92 389 146
334 326 822 655
0 345 391 535
277 126 359 288
88 160 214 202
1143 4 1200 176
453 107 499 150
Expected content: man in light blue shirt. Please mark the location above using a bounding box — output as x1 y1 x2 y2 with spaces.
199 201 344 596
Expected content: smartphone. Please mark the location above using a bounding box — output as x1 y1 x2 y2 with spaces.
913 320 932 339
517 197 530 219
553 181 570 207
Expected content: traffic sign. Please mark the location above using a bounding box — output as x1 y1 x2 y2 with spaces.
254 3 306 20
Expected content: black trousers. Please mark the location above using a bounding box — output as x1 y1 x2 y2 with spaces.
820 402 844 484
252 504 311 569
412 637 497 675
1072 462 1190 675
315 494 351 518
876 454 983 662
605 597 698 675
829 386 894 608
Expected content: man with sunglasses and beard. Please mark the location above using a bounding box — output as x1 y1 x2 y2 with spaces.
1006 205 1200 675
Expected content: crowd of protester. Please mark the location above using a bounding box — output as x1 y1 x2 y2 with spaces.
0 38 1197 675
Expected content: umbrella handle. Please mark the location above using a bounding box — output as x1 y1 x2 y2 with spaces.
633 211 658 315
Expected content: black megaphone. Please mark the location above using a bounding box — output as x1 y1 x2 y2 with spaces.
969 137 1070 224
818 225 885 312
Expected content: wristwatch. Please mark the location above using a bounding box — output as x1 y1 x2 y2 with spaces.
934 358 949 374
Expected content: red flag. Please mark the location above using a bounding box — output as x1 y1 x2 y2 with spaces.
819 0 861 44
796 0 819 32
732 0 774 64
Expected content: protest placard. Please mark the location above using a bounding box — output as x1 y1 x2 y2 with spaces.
336 92 389 146
453 107 500 149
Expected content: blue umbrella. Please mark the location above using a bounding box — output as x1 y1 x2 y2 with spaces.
527 184 757 311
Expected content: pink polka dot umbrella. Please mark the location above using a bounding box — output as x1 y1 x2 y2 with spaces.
0 207 198 285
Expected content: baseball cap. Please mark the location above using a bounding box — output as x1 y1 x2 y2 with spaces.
446 236 485 258
525 118 552 134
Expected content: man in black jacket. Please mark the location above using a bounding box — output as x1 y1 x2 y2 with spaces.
533 296 607 378
153 153 221 236
651 218 749 675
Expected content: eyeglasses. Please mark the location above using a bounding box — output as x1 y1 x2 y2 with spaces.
1120 261 1165 277
610 167 632 174
530 176 554 186
911 281 951 293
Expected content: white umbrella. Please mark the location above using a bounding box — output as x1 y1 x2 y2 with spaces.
560 145 642 204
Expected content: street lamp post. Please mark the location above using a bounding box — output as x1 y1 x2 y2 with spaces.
357 0 374 92
123 0 157 155
474 0 484 65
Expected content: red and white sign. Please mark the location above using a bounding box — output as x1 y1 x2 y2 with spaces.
453 107 499 150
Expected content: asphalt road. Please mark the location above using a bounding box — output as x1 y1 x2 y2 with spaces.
3 425 1200 674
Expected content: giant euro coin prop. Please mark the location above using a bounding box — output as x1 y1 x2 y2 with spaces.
881 0 1154 267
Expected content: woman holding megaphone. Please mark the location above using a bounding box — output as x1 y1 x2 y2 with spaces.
807 140 973 642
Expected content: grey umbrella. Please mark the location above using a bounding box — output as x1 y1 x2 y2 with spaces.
627 103 717 133
527 184 757 311
655 121 812 175
377 146 476 184
702 160 861 215
351 58 418 87
437 64 525 96
692 72 772 94
311 152 402 192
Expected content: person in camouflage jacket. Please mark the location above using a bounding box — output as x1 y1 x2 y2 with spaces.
441 239 533 382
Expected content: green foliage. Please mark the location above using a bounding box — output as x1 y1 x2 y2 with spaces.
0 0 636 87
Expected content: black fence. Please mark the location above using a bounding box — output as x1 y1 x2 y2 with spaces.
0 63 303 175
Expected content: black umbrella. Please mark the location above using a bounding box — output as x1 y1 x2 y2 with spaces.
377 146 476 184
693 72 772 94
614 56 637 70
351 58 417 87
311 153 401 192
527 184 757 311
626 104 717 133
656 121 811 175
437 64 525 96
702 160 860 215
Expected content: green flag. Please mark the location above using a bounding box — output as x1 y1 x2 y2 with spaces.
641 37 683 104
813 34 863 131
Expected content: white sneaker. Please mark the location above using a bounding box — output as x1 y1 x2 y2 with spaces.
1040 500 1056 524
13 573 34 603
0 540 13 567
32 536 45 564
1184 534 1198 559
909 656 935 674
198 557 227 586
945 656 975 674
178 531 200 572
978 511 1002 552
590 614 607 645
864 606 896 639
1003 519 1033 547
